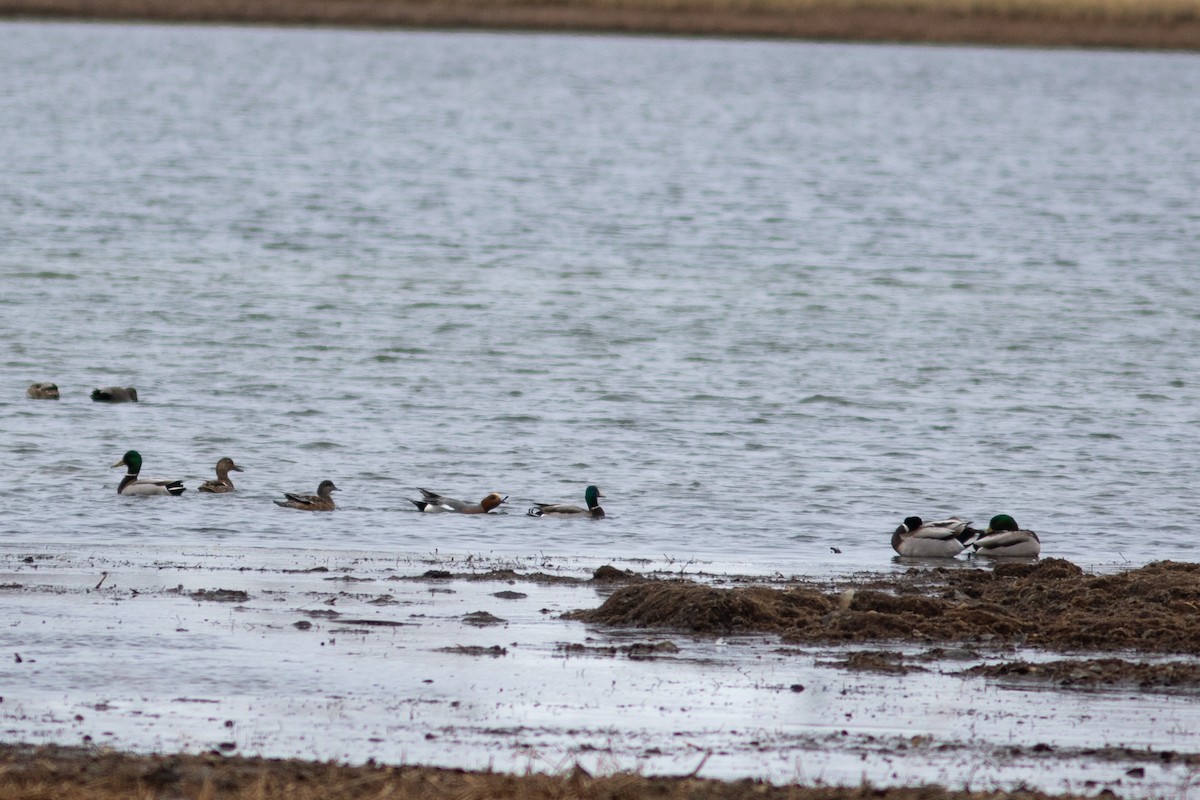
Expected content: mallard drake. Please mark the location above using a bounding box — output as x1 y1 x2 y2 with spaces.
92 386 138 403
111 450 185 496
527 485 605 519
409 488 507 514
274 480 338 511
26 382 60 399
891 516 979 557
197 457 244 493
971 514 1041 557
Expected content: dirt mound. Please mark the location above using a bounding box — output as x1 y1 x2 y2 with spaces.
567 559 1200 654
565 581 834 633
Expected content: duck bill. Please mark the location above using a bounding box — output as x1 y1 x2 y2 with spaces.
110 458 125 468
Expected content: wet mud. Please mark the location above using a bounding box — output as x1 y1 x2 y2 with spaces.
966 658 1200 690
0 743 1106 800
568 559 1200 654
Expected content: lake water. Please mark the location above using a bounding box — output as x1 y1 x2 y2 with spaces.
3 20 1200 794
3 22 1199 572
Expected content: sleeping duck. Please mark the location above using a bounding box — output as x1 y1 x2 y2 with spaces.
970 514 1041 558
274 480 338 511
527 485 605 519
111 450 185 496
891 516 979 557
410 488 507 514
92 386 139 403
197 457 244 493
26 382 60 399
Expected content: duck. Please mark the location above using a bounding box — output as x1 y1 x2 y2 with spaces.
527 485 605 519
274 480 338 511
891 516 980 557
197 457 244 493
409 488 507 514
92 386 139 403
970 514 1041 557
26 382 60 399
111 450 185 496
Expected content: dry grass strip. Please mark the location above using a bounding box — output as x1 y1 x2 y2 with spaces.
567 559 1200 654
1 0 1199 50
0 743 1099 800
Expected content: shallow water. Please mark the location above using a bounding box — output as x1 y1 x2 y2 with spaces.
2 20 1200 793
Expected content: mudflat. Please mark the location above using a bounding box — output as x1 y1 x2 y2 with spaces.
5 547 1200 798
0 743 1104 799
2 0 1199 49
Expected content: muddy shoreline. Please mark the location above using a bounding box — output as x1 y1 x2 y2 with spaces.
0 743 1119 799
5 547 1200 798
4 0 1200 50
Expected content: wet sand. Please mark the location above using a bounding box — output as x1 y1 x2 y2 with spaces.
4 546 1200 798
3 0 1200 50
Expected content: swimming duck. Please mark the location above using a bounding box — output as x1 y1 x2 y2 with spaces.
274 480 338 511
527 486 605 519
197 457 244 493
92 386 138 403
27 382 60 399
111 450 185 496
970 514 1041 558
409 488 507 514
891 516 979 557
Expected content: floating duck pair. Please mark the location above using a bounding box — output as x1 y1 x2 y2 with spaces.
26 383 138 402
113 451 244 497
891 515 1041 558
407 485 605 518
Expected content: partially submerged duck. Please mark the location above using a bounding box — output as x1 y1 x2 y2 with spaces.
971 514 1041 558
527 485 605 519
92 386 138 403
891 516 979 557
410 488 507 514
111 450 185 496
197 457 244 493
274 480 338 511
26 382 60 399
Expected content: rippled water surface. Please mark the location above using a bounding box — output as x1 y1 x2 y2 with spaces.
2 21 1200 572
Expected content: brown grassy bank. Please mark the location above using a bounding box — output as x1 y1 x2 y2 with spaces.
0 744 1102 800
567 559 1200 654
2 0 1200 49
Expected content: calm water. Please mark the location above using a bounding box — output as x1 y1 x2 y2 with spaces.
2 22 1199 573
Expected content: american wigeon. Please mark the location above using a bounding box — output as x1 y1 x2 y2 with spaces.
410 488 506 514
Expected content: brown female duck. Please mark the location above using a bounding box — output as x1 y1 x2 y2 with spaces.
274 480 338 511
198 457 244 493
